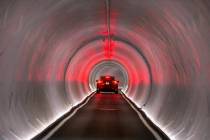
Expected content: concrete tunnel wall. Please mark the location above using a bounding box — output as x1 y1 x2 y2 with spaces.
0 0 210 139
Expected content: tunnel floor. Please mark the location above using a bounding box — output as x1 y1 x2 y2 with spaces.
45 93 157 140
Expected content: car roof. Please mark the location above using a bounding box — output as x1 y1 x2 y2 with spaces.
100 76 115 79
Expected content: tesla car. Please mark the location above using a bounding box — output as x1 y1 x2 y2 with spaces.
96 75 119 94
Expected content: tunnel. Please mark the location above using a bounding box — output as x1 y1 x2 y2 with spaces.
0 0 210 140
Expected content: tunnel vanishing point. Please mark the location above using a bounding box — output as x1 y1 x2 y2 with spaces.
0 0 210 140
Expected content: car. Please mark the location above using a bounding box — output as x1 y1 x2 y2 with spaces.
96 75 119 94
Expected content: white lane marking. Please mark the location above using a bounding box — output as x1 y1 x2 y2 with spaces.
122 93 163 140
42 93 95 140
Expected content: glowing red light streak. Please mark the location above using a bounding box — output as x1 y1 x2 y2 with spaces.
104 37 115 58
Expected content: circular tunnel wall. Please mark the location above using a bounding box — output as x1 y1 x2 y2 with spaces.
88 60 129 91
0 0 210 140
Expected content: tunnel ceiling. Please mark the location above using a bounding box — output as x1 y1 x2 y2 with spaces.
0 0 210 140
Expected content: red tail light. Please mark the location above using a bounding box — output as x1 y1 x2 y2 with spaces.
105 76 110 79
113 80 118 84
97 80 102 84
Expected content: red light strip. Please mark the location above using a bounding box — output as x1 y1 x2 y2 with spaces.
105 0 111 59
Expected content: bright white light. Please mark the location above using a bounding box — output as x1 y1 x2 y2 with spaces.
26 93 92 140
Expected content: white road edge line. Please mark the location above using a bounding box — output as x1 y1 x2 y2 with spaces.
122 93 162 140
42 92 95 140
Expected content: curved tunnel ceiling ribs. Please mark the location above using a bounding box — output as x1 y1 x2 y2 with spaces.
0 0 210 140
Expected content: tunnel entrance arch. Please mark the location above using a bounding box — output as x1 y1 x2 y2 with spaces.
88 60 128 92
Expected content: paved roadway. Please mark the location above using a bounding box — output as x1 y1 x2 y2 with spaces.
48 93 157 140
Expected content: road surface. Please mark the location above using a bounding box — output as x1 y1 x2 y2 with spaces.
47 93 158 140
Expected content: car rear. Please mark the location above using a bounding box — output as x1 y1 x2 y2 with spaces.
96 76 119 94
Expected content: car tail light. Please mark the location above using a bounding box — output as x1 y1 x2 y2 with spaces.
105 76 110 79
113 80 118 84
97 80 102 84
